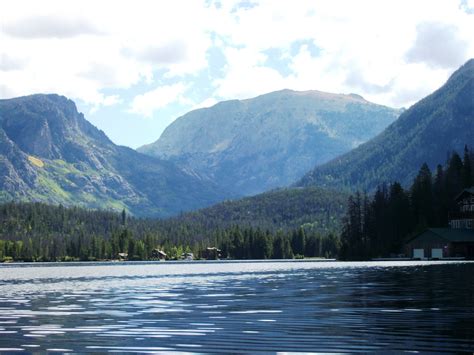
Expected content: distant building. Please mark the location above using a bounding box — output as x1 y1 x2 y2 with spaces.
202 247 221 260
151 249 167 260
406 187 474 259
406 228 474 259
118 252 128 260
450 187 474 229
181 252 194 261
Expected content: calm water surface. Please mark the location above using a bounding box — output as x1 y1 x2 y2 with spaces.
0 260 473 353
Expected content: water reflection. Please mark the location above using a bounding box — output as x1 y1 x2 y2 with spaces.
0 261 473 352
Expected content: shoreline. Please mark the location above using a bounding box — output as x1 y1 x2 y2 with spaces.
2 258 474 267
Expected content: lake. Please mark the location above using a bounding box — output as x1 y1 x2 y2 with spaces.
0 260 473 353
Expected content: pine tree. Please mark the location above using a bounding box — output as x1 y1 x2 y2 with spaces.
411 163 434 230
462 145 472 188
291 227 306 257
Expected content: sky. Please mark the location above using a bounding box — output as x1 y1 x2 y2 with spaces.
1 0 474 148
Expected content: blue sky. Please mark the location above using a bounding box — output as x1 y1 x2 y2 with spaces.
1 0 474 148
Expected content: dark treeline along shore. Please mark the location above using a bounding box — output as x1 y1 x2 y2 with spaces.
0 198 341 263
1 147 472 262
341 146 474 259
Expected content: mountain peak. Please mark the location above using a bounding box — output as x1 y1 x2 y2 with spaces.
348 93 366 101
254 89 368 103
446 58 474 83
139 88 399 196
460 58 474 69
0 95 226 217
1 93 75 108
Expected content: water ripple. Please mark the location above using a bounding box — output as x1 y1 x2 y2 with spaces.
0 260 472 352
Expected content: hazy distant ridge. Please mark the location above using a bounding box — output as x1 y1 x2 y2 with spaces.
139 89 400 196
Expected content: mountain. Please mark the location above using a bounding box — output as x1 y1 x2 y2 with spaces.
0 94 226 217
298 59 474 191
139 89 400 196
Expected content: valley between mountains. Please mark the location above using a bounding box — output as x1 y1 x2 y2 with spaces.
0 59 472 231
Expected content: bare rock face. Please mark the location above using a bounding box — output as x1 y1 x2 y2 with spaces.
0 94 225 217
139 89 400 196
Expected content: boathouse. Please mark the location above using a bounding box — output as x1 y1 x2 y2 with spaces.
405 228 474 259
405 187 474 259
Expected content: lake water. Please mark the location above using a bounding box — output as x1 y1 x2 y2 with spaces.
0 260 473 353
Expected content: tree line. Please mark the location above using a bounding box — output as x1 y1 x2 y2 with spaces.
4 146 471 262
341 146 474 260
0 201 339 262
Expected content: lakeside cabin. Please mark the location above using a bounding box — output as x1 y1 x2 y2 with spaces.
405 187 474 259
118 252 128 260
202 247 221 260
151 249 167 260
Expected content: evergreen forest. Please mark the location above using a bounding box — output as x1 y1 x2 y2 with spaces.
1 147 472 262
340 146 474 259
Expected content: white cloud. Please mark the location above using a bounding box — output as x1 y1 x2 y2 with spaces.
213 46 289 99
208 0 474 108
88 95 122 114
3 14 101 39
0 0 214 109
405 22 468 69
0 54 27 71
130 41 189 65
130 83 189 117
1 0 474 121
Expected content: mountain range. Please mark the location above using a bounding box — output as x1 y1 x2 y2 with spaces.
139 90 399 195
151 58 473 232
298 58 474 191
0 59 472 220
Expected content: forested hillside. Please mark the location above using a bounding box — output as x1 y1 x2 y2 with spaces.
166 187 348 233
0 203 340 262
340 146 474 259
2 146 472 262
299 59 474 191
